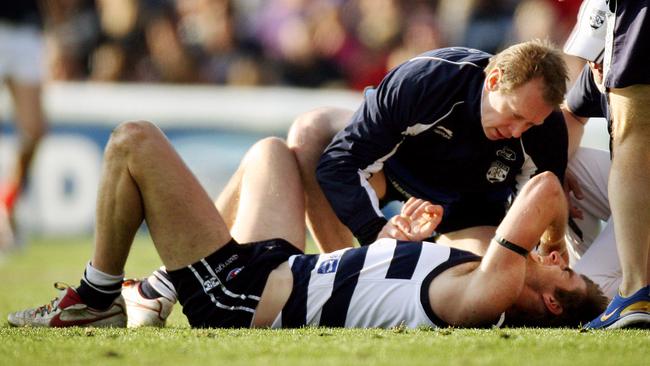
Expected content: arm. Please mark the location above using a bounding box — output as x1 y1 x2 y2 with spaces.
562 65 607 218
317 59 453 245
537 187 570 263
562 106 589 160
562 106 588 220
431 172 567 326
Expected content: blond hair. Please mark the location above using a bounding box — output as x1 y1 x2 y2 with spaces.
486 39 568 107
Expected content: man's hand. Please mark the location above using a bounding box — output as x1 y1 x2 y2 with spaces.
563 169 584 219
377 198 443 241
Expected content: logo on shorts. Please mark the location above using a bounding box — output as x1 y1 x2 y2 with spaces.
486 161 510 183
496 147 516 161
317 258 340 274
226 267 243 281
203 277 220 292
213 254 239 274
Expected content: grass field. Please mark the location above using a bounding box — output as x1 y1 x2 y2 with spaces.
1 237 649 366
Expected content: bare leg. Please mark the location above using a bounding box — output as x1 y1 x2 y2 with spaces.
92 121 231 273
214 167 243 230
286 107 355 252
608 85 650 296
3 80 47 210
130 137 307 320
224 137 306 250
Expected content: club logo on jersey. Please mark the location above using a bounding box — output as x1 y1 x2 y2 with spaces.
496 147 516 161
226 267 243 281
202 277 220 292
433 126 453 140
589 9 606 30
317 258 340 274
486 161 509 183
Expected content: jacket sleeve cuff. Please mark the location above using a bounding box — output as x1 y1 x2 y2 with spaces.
356 217 389 246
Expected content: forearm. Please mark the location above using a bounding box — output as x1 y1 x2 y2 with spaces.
316 159 388 245
562 107 587 160
538 193 569 256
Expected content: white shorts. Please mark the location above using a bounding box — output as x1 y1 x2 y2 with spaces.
566 147 621 299
0 22 45 84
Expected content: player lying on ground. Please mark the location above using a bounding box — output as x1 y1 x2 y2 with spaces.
120 149 606 328
8 121 606 328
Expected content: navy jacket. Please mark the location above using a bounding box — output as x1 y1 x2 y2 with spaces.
317 48 568 244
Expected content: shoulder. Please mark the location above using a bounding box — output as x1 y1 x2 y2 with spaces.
382 48 489 96
398 48 489 75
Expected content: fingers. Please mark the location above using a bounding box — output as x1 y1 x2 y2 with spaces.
402 197 439 220
427 204 444 221
377 216 410 240
393 215 412 236
400 197 420 217
388 199 445 241
563 170 584 200
414 220 435 239
569 205 584 219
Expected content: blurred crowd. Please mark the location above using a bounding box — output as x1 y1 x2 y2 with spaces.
43 0 582 90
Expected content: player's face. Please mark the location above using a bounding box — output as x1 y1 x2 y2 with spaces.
531 250 568 268
527 253 586 295
481 75 554 140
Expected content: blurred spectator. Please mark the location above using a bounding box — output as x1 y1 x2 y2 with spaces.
45 0 101 80
512 0 557 43
510 0 585 84
92 0 199 82
39 0 581 88
176 0 267 85
463 0 517 54
387 2 444 70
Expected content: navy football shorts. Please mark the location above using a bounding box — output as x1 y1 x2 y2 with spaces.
167 238 302 328
604 0 650 88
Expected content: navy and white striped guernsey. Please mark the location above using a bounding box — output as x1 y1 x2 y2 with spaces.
271 238 481 329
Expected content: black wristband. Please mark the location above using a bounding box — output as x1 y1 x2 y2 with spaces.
493 235 529 258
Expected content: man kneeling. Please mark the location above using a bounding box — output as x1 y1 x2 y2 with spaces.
8 121 606 328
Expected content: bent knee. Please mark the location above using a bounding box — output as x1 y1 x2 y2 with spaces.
253 136 289 154
287 107 349 150
244 137 291 164
527 171 563 198
109 120 161 154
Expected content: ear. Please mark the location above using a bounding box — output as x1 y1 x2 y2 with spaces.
542 292 563 315
485 68 501 91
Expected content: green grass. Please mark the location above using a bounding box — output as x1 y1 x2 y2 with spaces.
1 237 649 366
